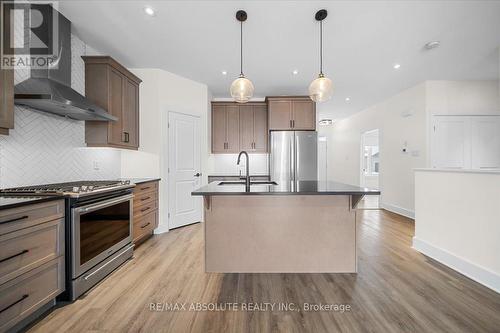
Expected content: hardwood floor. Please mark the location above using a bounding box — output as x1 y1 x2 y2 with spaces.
28 210 500 333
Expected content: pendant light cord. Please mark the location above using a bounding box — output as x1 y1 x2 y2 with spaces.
320 20 323 75
240 21 243 76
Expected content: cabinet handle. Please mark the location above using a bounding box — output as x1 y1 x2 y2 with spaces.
140 186 151 191
0 249 29 264
0 215 29 225
0 294 29 314
290 120 293 128
141 222 151 229
140 207 151 213
123 132 130 143
292 120 295 128
140 196 151 201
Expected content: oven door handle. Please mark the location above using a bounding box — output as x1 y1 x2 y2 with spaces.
74 194 134 214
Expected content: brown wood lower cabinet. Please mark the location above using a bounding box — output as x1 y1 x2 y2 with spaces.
0 199 65 332
132 181 159 244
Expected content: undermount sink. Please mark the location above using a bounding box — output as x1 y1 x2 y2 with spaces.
218 181 278 186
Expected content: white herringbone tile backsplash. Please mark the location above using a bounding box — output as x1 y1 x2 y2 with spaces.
0 34 121 188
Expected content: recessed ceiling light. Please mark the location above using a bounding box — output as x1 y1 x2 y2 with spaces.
144 6 155 16
424 41 440 50
221 71 227 75
292 69 299 75
393 63 401 69
345 97 350 102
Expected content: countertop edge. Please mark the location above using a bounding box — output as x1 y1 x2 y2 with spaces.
0 196 64 211
192 192 380 196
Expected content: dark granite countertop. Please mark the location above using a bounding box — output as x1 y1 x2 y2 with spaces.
192 181 381 196
0 196 63 210
119 178 161 185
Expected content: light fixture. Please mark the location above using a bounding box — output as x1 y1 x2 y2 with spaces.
319 119 334 126
345 97 350 102
393 63 401 69
309 9 333 103
292 69 299 75
221 70 227 75
424 41 440 50
144 6 155 16
230 10 254 103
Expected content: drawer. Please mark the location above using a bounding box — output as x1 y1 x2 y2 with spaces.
133 210 157 243
0 219 64 285
0 200 65 236
133 190 157 209
133 181 158 195
134 200 158 220
0 257 64 333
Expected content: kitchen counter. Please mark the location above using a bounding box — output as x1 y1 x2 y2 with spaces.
0 195 62 210
120 178 161 185
192 180 380 196
193 181 380 274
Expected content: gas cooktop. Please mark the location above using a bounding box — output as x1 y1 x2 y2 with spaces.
0 180 133 198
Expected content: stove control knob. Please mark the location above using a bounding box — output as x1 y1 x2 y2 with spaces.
88 186 95 191
72 186 80 193
81 185 88 191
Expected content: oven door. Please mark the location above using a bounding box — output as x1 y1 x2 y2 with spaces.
71 194 133 278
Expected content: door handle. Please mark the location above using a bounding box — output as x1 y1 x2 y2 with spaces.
194 173 202 177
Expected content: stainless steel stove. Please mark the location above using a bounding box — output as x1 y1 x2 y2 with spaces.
1 180 135 301
0 180 133 198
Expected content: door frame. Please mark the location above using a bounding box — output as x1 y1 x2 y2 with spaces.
359 129 380 189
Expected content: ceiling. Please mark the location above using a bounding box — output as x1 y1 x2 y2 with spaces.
59 1 500 120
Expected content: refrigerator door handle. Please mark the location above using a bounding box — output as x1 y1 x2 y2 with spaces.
290 132 295 181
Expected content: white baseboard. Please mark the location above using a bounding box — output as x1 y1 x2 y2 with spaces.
413 237 500 294
154 223 170 234
379 202 415 219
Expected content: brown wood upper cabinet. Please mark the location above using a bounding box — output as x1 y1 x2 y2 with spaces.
267 96 316 131
212 103 240 153
239 104 268 153
0 56 14 136
212 102 267 154
82 56 141 150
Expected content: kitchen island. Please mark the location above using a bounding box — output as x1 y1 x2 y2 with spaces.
192 181 380 273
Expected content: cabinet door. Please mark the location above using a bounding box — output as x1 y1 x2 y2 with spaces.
0 62 14 135
239 105 254 151
108 68 125 145
292 100 315 130
253 105 268 152
226 105 240 153
212 105 227 153
122 79 139 148
268 100 292 130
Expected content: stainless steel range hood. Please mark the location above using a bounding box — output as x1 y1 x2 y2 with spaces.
14 6 116 121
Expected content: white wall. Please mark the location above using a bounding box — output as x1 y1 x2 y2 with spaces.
323 83 427 218
323 80 500 218
413 169 500 293
123 68 209 233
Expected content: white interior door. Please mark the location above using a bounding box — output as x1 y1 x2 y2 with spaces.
432 116 470 169
471 117 500 169
168 112 202 229
431 115 500 169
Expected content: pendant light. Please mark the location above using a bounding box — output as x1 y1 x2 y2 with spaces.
309 9 333 103
230 10 254 103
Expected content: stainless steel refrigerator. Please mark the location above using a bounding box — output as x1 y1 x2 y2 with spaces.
270 131 318 182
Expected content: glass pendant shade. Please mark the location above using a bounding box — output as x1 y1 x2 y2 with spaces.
309 74 333 102
230 75 254 103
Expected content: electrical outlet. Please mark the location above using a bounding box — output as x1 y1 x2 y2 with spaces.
93 161 100 170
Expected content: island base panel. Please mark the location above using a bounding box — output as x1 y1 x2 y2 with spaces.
204 195 356 273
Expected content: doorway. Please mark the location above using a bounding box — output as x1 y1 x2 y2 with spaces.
359 129 380 209
168 111 202 229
